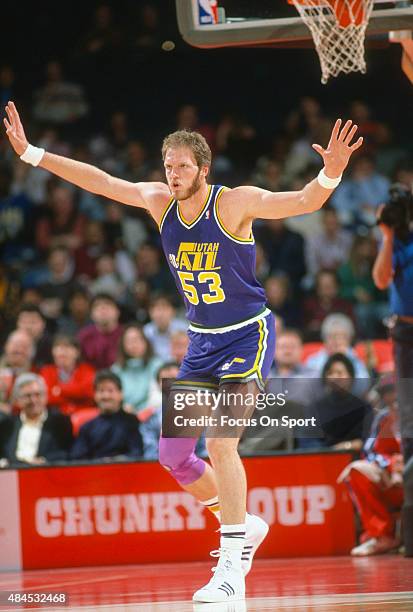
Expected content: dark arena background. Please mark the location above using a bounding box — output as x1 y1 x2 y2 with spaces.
0 1 413 610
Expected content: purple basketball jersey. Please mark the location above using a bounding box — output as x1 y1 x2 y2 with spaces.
160 184 267 328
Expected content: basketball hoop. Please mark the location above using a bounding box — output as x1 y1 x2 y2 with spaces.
288 0 374 83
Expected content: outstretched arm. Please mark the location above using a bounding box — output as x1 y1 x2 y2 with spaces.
235 119 363 220
372 206 394 290
3 101 169 209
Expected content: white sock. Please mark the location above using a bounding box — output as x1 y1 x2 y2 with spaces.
201 496 221 522
220 523 246 565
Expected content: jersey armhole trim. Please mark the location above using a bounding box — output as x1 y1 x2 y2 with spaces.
158 196 175 232
214 187 254 244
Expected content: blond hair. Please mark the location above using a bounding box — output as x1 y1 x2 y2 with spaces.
162 130 211 168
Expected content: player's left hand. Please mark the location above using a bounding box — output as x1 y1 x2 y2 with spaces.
312 119 363 178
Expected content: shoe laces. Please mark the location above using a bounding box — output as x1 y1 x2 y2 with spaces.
209 548 232 577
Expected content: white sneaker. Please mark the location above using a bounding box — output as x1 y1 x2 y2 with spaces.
192 601 247 612
192 548 245 603
351 536 400 556
242 514 269 575
211 515 269 577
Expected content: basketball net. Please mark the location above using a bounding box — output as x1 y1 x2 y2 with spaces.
289 0 374 83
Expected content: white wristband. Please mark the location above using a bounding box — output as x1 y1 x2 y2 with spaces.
20 144 45 167
317 167 342 190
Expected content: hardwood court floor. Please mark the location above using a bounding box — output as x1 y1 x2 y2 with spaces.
0 555 412 611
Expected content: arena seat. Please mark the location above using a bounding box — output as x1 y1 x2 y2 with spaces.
70 408 100 436
354 339 394 373
301 342 323 362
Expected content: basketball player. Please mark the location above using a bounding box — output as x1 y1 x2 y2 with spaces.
4 101 362 603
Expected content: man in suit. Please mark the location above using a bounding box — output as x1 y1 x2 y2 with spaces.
70 370 143 461
0 372 73 466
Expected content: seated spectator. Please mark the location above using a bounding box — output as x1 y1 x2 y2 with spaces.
58 289 91 336
0 373 73 466
272 329 317 378
214 111 257 181
254 219 306 292
39 246 81 321
0 161 35 265
78 293 123 369
133 2 164 52
111 324 161 413
40 335 95 416
252 159 283 192
374 123 407 177
35 185 85 253
123 140 149 183
283 113 332 185
245 329 318 454
285 96 323 141
16 304 52 367
70 370 143 462
394 163 413 191
299 353 373 450
33 59 89 125
74 220 107 281
303 270 354 341
348 100 380 147
103 202 147 256
265 275 302 328
88 111 129 174
338 235 388 339
89 254 126 300
77 4 123 62
305 206 353 281
170 330 189 365
0 262 22 336
75 218 134 293
338 377 403 555
274 314 284 337
254 241 270 283
135 243 177 296
144 295 187 361
20 287 43 307
332 155 390 227
174 104 216 149
306 314 370 387
142 361 180 459
124 279 151 325
0 330 35 410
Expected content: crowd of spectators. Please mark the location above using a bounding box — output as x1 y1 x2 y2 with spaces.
0 3 410 481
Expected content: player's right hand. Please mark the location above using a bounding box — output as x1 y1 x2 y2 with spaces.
3 101 29 156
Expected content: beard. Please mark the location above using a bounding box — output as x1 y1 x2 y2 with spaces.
177 169 203 201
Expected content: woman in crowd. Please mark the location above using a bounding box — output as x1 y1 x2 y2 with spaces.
298 353 373 450
111 323 161 414
40 334 95 415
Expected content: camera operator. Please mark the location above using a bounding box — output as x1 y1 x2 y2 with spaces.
373 183 413 557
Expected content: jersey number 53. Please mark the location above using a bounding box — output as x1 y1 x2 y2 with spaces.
177 271 226 305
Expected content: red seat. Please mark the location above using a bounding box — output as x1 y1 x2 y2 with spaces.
70 408 100 436
354 339 394 373
301 342 323 362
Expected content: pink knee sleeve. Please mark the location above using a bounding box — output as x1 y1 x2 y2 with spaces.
158 435 206 485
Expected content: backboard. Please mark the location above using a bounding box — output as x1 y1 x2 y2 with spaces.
176 1 413 49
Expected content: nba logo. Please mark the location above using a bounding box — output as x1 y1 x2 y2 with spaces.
205 210 210 219
198 0 218 25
